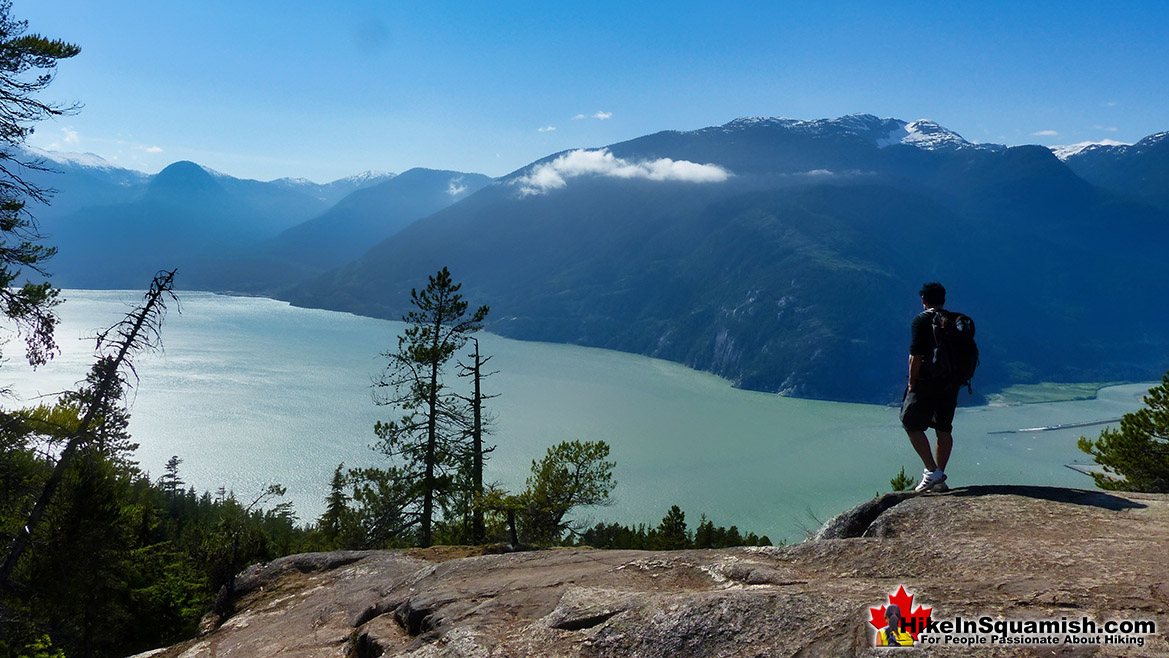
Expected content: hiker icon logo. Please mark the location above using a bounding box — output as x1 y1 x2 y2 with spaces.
869 585 933 647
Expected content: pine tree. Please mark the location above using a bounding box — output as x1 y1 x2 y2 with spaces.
1 270 177 588
889 466 914 492
1078 372 1169 492
653 505 691 550
371 267 488 547
318 463 350 546
160 455 184 500
520 440 615 545
0 0 81 369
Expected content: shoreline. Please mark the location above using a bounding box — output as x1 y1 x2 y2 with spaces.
65 288 1152 410
9 291 1158 542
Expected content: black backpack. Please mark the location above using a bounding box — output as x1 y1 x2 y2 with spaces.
930 309 979 392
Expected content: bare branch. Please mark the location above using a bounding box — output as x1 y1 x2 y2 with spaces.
1 269 177 589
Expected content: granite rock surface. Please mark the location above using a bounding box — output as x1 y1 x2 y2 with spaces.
133 486 1169 657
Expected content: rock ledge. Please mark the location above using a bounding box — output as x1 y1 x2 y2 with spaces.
136 486 1169 657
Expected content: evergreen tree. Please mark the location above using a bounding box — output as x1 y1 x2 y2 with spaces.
1078 372 1169 492
317 463 351 546
889 466 914 492
693 514 716 549
371 267 488 547
160 455 184 500
653 505 691 550
520 440 615 545
344 464 417 548
0 0 80 369
576 508 773 550
2 270 176 589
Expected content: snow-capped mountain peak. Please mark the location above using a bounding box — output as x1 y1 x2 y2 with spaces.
886 119 978 150
722 114 996 152
1049 139 1130 161
273 176 315 186
332 170 395 186
1135 132 1169 149
20 145 131 171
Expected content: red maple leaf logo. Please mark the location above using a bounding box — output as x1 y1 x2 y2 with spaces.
868 585 933 642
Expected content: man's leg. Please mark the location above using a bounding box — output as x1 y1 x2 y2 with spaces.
906 430 938 472
935 431 953 472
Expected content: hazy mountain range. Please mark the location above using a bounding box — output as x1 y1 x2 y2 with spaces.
18 115 1169 403
20 148 485 290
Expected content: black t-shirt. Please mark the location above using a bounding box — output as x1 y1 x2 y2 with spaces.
909 309 939 380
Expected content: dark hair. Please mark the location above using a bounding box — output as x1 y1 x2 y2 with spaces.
919 282 946 307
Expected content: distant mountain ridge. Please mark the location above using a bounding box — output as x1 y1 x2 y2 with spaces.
719 114 1002 153
21 115 1169 402
285 114 1169 403
269 170 396 206
187 168 492 292
1054 131 1169 210
18 148 487 290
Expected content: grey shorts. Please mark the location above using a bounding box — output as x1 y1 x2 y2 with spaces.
900 384 959 433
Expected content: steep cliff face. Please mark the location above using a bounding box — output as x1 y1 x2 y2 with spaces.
134 487 1169 657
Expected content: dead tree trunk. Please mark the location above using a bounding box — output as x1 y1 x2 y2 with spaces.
458 337 497 544
0 269 177 589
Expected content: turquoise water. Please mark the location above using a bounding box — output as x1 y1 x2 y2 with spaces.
0 291 1151 542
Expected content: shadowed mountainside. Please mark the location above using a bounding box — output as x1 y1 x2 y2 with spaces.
287 116 1169 403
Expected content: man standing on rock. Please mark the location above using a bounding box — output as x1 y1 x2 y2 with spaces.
901 282 956 492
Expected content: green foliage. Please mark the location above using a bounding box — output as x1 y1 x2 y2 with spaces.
2 271 175 591
315 463 352 547
0 0 80 369
576 508 774 550
1078 372 1169 492
371 267 489 547
4 635 65 658
160 455 184 498
0 406 309 657
889 466 915 492
334 464 418 549
654 505 689 550
519 440 615 545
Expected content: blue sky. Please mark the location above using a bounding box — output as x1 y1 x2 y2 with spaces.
17 0 1169 182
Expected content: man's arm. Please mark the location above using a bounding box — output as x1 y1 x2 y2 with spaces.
907 312 931 391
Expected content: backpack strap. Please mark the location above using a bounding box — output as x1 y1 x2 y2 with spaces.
928 308 946 348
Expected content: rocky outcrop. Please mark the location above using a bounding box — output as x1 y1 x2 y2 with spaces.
133 486 1169 657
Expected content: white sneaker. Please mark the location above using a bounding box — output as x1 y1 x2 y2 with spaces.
914 469 947 492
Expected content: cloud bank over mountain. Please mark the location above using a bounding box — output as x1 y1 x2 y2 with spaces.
515 149 731 195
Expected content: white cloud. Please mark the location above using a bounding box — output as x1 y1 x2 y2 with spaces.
592 111 612 120
1106 101 1118 107
1092 125 1118 132
144 145 164 153
514 149 731 196
538 126 556 132
1032 130 1059 137
62 127 80 144
447 177 468 197
572 114 586 120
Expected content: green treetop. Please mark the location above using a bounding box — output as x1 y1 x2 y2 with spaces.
1078 371 1169 492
